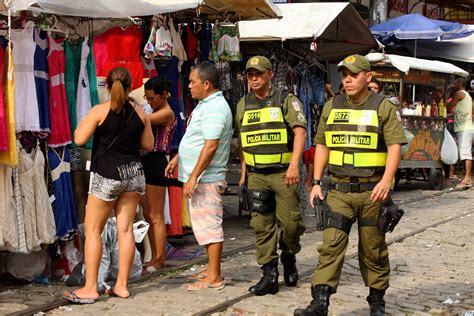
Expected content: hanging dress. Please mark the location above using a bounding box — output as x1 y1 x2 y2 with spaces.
0 40 7 151
33 28 51 131
18 144 40 252
48 147 78 239
0 45 18 165
11 21 41 132
76 36 92 126
31 143 56 245
47 34 72 147
64 38 83 143
94 26 144 90
0 165 14 248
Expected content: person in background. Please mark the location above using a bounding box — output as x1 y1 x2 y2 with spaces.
165 61 232 290
141 76 177 273
64 67 153 303
236 56 307 296
369 77 382 94
295 55 406 316
448 77 473 188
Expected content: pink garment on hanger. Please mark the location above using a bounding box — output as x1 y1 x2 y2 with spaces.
93 26 144 90
0 46 7 151
47 34 72 147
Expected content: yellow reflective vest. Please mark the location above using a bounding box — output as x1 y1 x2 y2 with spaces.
240 89 293 170
325 93 387 177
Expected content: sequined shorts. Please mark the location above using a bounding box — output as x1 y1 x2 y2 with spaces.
89 161 146 201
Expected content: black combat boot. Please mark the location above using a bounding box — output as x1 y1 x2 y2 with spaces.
248 259 279 295
366 288 386 316
280 252 298 286
294 285 332 316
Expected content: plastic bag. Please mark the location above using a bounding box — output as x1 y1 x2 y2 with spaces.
441 128 458 165
6 250 48 281
401 129 415 156
133 220 149 243
67 218 142 291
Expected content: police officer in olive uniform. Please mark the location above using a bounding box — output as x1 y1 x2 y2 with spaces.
235 56 307 296
294 55 407 316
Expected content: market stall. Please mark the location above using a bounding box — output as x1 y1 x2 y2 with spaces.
0 0 278 290
366 53 469 190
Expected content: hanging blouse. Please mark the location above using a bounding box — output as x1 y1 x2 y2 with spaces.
155 26 173 58
93 26 144 90
11 21 41 132
170 18 187 72
211 25 241 62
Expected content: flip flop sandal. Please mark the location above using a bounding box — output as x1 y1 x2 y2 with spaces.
187 270 207 280
456 183 472 189
63 291 97 304
186 279 226 291
107 288 133 299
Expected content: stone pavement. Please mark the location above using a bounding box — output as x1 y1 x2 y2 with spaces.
0 176 472 315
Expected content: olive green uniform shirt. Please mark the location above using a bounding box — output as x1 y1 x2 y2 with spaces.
315 92 407 147
235 85 307 132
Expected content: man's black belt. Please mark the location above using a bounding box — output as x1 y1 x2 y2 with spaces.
247 166 287 174
330 181 377 193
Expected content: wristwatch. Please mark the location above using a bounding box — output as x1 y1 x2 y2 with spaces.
311 179 322 186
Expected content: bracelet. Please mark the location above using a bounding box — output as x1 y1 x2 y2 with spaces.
311 179 322 186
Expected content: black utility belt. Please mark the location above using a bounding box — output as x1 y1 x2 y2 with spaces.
330 181 377 193
247 166 288 174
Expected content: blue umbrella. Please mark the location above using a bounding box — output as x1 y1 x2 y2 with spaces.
370 14 472 44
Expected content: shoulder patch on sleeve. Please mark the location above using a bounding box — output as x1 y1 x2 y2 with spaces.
292 100 301 112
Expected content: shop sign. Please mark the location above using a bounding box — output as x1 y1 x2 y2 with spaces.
388 0 408 14
372 68 401 83
372 67 446 86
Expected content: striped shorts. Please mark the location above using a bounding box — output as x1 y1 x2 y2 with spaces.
89 161 146 202
189 181 226 246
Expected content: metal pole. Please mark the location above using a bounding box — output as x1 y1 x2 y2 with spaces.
412 39 417 102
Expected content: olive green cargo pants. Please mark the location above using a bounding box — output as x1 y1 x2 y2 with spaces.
311 189 390 291
248 170 306 265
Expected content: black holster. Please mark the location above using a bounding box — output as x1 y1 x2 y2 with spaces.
239 187 276 213
313 197 330 231
377 200 404 233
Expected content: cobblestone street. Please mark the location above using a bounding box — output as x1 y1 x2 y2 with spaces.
1 181 472 316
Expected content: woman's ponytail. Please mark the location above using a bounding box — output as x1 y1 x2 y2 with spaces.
107 67 132 113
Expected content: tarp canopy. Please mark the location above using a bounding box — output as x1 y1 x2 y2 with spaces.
402 25 474 63
238 3 378 60
3 0 279 19
366 53 469 77
370 13 473 43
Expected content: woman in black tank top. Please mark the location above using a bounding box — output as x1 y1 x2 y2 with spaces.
64 67 153 303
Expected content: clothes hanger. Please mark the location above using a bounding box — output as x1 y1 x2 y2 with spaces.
219 13 235 27
42 15 69 37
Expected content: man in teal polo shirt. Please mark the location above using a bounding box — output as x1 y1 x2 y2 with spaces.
166 61 232 290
